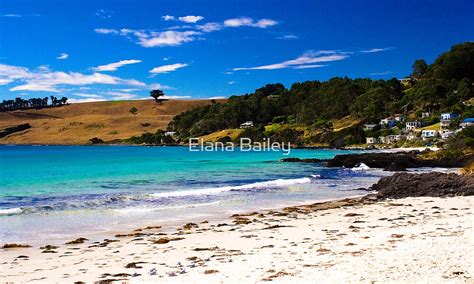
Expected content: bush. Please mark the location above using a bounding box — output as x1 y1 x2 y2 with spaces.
0 123 31 138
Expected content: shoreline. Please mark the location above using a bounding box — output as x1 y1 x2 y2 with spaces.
1 194 472 282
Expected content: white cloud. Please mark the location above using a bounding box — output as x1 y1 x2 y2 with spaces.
233 50 348 71
162 57 170 61
0 78 13 85
68 97 104 103
369 71 392 76
148 83 173 90
178 15 204 23
206 96 226 99
224 17 278 28
139 31 200 47
162 15 175 21
227 81 237 85
149 63 188 74
196 22 222 32
2 14 40 18
361 47 394 53
74 93 103 98
277 34 298 40
96 9 112 19
0 63 146 92
94 28 119 35
293 64 326 69
104 91 139 100
161 95 192 99
92 59 141 72
56 53 69 60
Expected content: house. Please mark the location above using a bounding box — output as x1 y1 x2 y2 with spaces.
406 133 418 141
366 137 378 144
421 112 431 118
240 121 254 129
440 113 459 130
460 118 474 129
394 115 405 122
164 131 176 136
405 121 423 130
363 124 377 131
440 113 459 120
387 135 406 143
380 118 396 128
441 130 454 140
421 130 438 140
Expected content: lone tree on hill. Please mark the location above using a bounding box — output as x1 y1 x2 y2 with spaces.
412 59 428 78
129 106 138 122
150 89 165 103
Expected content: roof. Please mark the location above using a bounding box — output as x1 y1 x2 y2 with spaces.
463 118 474 122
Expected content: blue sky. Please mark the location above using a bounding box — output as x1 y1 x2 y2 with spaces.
0 0 473 102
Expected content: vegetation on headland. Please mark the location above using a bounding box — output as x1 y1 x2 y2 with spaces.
0 96 68 112
167 42 473 148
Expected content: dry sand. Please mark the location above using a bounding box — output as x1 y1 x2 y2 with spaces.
1 196 473 283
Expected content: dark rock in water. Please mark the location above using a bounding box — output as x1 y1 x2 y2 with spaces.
371 172 474 199
326 151 473 170
384 162 407 172
280 157 324 163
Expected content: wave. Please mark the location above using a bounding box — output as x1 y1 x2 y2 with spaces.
0 207 23 216
351 163 371 171
113 201 221 214
150 177 312 198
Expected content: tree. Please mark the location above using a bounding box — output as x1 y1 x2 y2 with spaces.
150 89 165 103
129 107 138 122
412 59 428 78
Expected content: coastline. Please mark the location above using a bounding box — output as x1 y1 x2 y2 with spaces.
2 194 472 282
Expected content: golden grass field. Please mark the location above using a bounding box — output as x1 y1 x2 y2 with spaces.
0 99 223 145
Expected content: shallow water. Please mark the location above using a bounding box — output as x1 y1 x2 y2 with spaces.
0 146 390 244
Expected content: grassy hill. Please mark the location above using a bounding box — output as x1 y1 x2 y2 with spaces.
0 99 223 145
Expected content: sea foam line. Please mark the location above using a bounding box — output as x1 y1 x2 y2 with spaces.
150 177 312 198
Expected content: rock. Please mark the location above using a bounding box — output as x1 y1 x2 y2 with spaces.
2 243 32 249
183 223 199 230
280 157 324 163
326 151 473 170
371 172 474 199
65 238 88 245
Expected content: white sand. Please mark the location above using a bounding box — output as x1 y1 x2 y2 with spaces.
1 196 472 283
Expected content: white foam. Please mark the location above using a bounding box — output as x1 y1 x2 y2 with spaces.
113 201 221 214
150 177 312 198
351 163 371 171
0 208 23 215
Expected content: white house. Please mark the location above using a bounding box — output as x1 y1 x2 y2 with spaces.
240 121 254 129
421 112 432 118
421 130 438 140
164 131 176 136
363 124 377 131
440 113 459 120
460 118 474 129
366 137 378 144
407 133 418 141
387 135 406 143
441 130 454 140
405 121 423 130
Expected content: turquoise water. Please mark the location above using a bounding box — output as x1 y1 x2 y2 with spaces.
0 146 389 244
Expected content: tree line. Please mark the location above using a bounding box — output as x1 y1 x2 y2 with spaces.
167 42 473 146
0 96 68 112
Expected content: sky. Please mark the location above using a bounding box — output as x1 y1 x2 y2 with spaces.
0 0 473 103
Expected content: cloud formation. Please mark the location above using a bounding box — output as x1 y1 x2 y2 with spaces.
233 50 348 71
95 16 278 47
56 53 69 60
360 47 394 53
92 59 142 72
0 63 146 92
178 15 204 23
149 63 188 74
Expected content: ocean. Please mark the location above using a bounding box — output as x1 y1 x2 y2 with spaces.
0 146 390 244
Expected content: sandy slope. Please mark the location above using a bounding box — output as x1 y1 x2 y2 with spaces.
0 99 223 145
1 196 472 283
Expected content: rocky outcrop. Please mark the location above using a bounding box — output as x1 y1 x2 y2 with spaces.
370 172 474 199
325 151 473 170
279 157 323 163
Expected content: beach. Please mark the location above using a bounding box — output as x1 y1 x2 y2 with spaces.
1 195 472 283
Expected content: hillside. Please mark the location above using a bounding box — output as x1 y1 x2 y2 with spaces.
0 99 223 145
